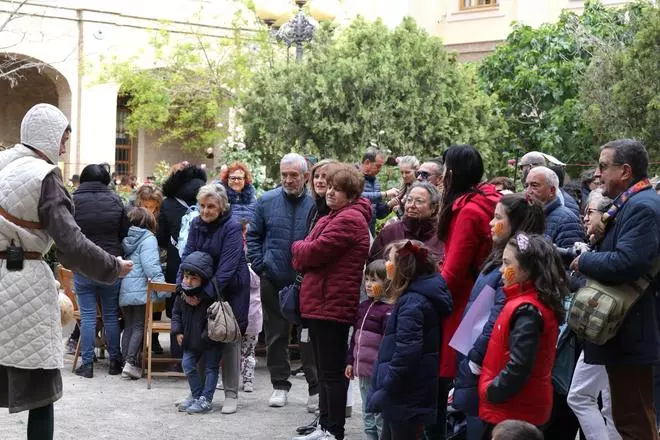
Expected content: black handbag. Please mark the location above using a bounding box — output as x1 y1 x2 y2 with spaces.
278 274 303 325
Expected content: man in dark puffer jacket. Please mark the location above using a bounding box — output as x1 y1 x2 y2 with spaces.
526 166 584 250
247 153 316 409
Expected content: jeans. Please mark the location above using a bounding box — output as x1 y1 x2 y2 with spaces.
567 351 621 440
261 276 318 393
359 376 383 440
74 274 121 365
423 377 450 440
308 319 350 440
221 342 240 399
121 305 145 366
606 364 657 440
383 419 424 440
182 345 224 402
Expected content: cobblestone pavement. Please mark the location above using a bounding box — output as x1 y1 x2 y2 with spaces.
0 351 365 440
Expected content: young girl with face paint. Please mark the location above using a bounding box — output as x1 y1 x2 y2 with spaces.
345 260 393 440
453 193 545 440
478 233 568 438
366 241 452 440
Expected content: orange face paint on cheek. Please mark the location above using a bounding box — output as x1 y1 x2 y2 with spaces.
503 267 517 285
493 222 505 236
371 283 383 297
385 261 395 279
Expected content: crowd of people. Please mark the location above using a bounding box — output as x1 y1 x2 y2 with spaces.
1 103 660 440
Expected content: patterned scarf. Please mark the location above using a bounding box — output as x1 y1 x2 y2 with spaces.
602 178 651 224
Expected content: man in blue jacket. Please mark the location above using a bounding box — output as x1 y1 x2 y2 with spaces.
526 166 584 250
571 139 660 440
247 153 318 410
360 148 397 235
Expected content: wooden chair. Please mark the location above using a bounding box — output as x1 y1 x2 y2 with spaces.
57 265 105 371
142 281 182 389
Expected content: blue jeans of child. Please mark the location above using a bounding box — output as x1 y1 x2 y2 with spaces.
359 376 383 440
182 345 224 402
74 274 121 365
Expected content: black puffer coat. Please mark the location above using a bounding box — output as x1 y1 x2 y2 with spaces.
157 166 207 283
73 181 129 256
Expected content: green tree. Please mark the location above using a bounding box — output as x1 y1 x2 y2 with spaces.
580 2 659 166
98 13 269 157
479 1 631 170
241 17 508 177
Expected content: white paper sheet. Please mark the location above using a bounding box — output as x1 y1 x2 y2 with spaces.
449 285 497 356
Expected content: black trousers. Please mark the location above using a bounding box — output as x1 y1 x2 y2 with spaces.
383 419 424 440
423 377 451 440
308 319 350 440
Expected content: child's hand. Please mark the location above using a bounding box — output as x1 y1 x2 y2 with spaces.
183 294 201 306
176 334 183 346
344 365 353 379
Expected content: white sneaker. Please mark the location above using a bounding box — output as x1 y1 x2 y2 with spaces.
306 393 319 413
221 396 238 414
269 389 288 407
292 427 331 440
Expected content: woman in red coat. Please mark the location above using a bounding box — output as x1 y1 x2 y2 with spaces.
426 145 501 439
292 163 372 440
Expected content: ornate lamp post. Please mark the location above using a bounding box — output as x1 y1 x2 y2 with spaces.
255 0 340 62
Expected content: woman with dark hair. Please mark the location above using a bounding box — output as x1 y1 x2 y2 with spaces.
453 193 545 439
428 145 501 438
71 164 130 378
219 162 257 224
157 163 207 363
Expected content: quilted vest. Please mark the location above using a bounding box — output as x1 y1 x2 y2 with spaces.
0 145 62 369
478 281 558 426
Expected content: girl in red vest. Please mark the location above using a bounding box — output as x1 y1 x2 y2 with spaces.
478 233 568 439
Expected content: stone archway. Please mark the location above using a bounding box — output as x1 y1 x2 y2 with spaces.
0 53 72 152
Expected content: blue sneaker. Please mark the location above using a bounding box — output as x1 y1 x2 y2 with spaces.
186 396 213 414
176 395 195 412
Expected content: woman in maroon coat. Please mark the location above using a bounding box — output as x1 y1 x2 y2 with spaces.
368 181 444 264
292 163 372 440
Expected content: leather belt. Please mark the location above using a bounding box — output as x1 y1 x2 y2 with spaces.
0 251 43 260
0 206 43 230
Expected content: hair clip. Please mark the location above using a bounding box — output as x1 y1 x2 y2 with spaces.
516 233 530 252
397 240 430 264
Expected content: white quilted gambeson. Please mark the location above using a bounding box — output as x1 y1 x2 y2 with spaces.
0 145 62 370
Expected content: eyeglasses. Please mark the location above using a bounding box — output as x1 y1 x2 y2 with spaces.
228 176 245 181
415 171 431 180
405 197 429 206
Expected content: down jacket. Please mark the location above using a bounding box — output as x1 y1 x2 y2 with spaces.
579 186 660 366
453 264 506 416
120 226 167 306
171 251 222 353
362 174 390 235
73 181 129 257
346 298 394 378
544 196 584 249
561 188 581 219
367 273 453 424
247 187 313 289
224 183 257 224
292 197 372 325
177 211 250 333
440 183 500 378
479 281 558 426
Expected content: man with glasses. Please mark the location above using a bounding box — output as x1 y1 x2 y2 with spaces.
416 159 444 191
570 139 660 439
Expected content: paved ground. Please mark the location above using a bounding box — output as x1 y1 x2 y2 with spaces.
0 348 365 440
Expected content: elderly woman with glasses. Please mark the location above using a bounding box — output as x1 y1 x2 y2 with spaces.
219 162 257 224
369 182 444 264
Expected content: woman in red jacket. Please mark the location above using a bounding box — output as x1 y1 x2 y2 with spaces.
479 233 567 438
428 145 501 438
292 163 372 440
